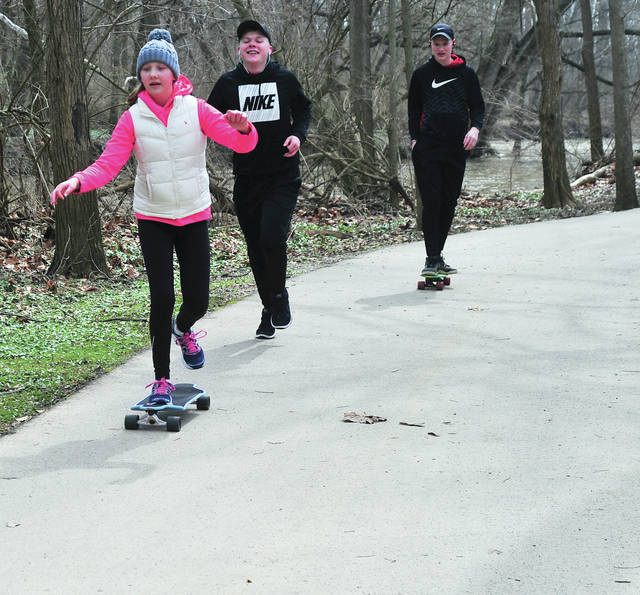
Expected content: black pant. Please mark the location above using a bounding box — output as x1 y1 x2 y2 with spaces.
233 174 300 308
138 219 210 380
412 147 466 258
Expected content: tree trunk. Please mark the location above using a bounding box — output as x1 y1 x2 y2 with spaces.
401 0 421 226
400 0 413 90
133 0 162 72
22 0 44 92
533 0 576 208
349 0 374 159
22 0 51 206
387 0 399 206
579 0 604 162
0 133 11 238
608 0 638 211
475 0 521 93
106 0 128 126
46 0 107 277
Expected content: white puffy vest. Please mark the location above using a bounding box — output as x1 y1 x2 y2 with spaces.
129 95 210 219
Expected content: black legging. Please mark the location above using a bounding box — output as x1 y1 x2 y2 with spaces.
233 174 300 308
413 150 466 258
138 218 210 380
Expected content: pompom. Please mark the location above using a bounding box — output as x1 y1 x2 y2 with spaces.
147 29 172 43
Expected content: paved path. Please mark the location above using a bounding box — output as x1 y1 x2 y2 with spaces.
2 210 640 594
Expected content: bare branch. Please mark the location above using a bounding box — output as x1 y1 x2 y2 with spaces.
561 28 640 38
0 12 28 38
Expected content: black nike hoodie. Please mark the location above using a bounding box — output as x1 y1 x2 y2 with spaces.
208 61 312 177
408 54 484 151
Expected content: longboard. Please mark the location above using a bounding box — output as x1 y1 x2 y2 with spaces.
417 274 451 291
124 383 209 432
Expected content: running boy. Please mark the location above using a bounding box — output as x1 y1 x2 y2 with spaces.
207 20 312 339
408 23 485 276
50 29 257 404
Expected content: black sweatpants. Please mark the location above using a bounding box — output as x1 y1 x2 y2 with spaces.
138 219 210 380
233 174 300 309
412 148 466 258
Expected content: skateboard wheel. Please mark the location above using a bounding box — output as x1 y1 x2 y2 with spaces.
196 395 210 411
166 415 181 432
444 277 451 286
436 281 445 290
124 414 139 430
417 280 426 290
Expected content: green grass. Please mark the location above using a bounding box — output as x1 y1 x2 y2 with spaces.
0 218 415 433
0 280 150 426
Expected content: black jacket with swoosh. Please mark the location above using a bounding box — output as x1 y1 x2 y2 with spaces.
208 61 312 177
408 55 484 154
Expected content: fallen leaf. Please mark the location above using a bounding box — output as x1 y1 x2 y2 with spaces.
343 412 387 424
399 421 425 427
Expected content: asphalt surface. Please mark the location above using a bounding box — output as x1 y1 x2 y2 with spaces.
2 209 640 594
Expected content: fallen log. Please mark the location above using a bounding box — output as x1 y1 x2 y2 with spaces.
571 152 640 189
570 164 611 189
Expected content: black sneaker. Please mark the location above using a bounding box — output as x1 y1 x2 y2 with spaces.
437 256 457 275
256 308 275 339
420 257 440 277
271 289 292 329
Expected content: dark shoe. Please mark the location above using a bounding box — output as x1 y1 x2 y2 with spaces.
437 255 457 275
256 308 275 339
145 378 176 405
420 257 440 277
271 289 292 329
173 323 206 369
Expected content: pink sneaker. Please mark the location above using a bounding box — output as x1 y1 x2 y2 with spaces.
145 378 176 405
173 328 207 369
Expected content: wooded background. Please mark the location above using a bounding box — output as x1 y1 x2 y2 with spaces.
0 0 638 276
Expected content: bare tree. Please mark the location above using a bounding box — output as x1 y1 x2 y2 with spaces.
349 0 374 157
533 0 576 208
476 0 577 145
400 0 414 90
579 0 604 162
608 0 638 211
387 0 400 205
46 0 107 277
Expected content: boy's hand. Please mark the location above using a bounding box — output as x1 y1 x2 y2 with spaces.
283 135 301 157
463 127 479 151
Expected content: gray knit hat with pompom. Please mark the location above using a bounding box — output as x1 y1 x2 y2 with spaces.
136 29 180 79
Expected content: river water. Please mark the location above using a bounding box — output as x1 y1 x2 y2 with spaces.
463 138 614 194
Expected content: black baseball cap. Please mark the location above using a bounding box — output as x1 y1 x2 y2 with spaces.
237 20 272 43
430 23 454 41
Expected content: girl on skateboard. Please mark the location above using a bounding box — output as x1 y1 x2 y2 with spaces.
50 29 258 404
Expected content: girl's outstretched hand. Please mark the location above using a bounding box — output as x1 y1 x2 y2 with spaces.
224 110 251 134
50 177 80 205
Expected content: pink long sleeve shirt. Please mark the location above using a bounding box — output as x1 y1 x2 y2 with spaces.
73 75 257 226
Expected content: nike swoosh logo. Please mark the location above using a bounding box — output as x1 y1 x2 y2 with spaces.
432 78 456 88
